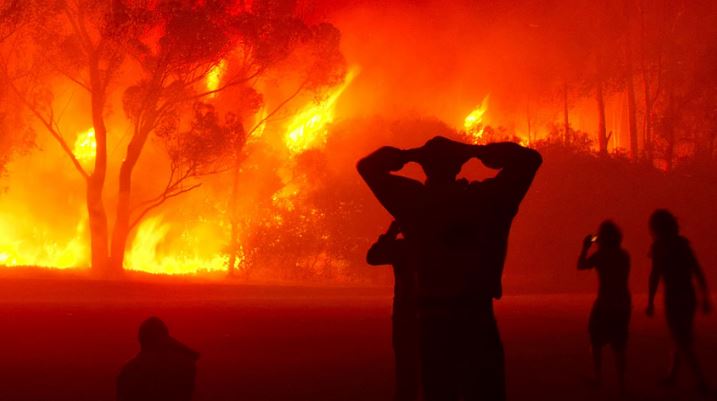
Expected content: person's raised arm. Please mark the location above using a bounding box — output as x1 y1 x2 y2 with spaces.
366 222 401 266
473 142 542 208
577 235 595 270
357 146 423 220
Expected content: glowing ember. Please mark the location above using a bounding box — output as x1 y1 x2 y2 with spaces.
284 68 358 154
73 128 96 168
463 95 490 143
206 59 227 96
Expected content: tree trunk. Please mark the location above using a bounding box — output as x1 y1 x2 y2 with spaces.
638 0 654 163
109 161 132 272
227 158 241 276
87 55 110 273
86 174 109 272
642 77 653 162
563 82 570 144
663 94 676 172
626 48 639 160
596 80 608 155
109 124 152 272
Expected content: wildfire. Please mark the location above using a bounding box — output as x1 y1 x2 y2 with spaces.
249 106 267 141
0 211 89 269
73 127 96 168
206 59 227 96
284 68 359 154
125 216 229 275
463 95 490 144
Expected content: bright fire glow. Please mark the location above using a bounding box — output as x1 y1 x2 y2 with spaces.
0 211 89 269
206 59 227 96
73 128 96 168
463 95 489 143
284 68 358 154
125 216 229 275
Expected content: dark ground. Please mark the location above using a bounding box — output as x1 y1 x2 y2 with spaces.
0 278 714 401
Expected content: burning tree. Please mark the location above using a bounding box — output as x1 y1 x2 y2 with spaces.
1 0 345 273
0 0 149 271
115 0 346 273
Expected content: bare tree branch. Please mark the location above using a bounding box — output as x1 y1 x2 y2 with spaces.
128 182 202 232
3 70 89 179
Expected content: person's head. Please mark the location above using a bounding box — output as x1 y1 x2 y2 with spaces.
649 209 679 240
596 220 622 249
138 316 170 351
417 136 468 186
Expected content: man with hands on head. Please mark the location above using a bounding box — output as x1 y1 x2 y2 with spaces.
358 136 542 401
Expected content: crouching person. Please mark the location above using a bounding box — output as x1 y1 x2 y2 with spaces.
117 317 199 401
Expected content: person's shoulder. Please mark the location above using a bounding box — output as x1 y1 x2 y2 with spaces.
649 240 662 257
117 355 143 384
677 235 692 247
168 346 199 367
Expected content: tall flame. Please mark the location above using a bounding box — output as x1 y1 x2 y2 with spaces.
463 95 490 143
284 68 358 154
0 210 89 269
125 216 229 275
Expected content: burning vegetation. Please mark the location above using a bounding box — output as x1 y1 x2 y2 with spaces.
0 0 716 284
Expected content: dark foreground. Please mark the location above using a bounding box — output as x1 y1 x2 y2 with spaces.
0 279 715 401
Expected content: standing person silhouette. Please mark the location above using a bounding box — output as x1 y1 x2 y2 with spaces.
646 209 711 395
577 220 631 393
358 137 541 401
367 220 420 401
117 317 199 401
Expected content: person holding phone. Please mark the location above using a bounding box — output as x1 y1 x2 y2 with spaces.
578 220 631 393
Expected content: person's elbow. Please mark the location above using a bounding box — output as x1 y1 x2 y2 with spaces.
357 146 404 178
356 156 374 179
366 247 382 265
524 147 543 170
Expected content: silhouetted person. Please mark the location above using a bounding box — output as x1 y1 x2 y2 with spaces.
117 317 199 401
577 220 631 393
367 220 420 401
358 137 542 401
646 209 711 395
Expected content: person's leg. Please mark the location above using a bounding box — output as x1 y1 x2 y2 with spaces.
420 312 459 401
591 343 603 385
464 302 506 401
610 307 630 394
588 302 604 385
659 348 680 385
665 297 705 390
612 344 626 395
678 342 709 395
393 314 421 401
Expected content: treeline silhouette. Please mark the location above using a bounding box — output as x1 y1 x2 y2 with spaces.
238 118 717 289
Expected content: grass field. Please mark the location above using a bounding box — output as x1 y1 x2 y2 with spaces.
0 278 714 401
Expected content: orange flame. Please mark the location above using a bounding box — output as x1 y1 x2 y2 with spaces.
206 59 227 96
284 68 358 154
0 210 89 269
125 216 230 275
463 95 489 144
